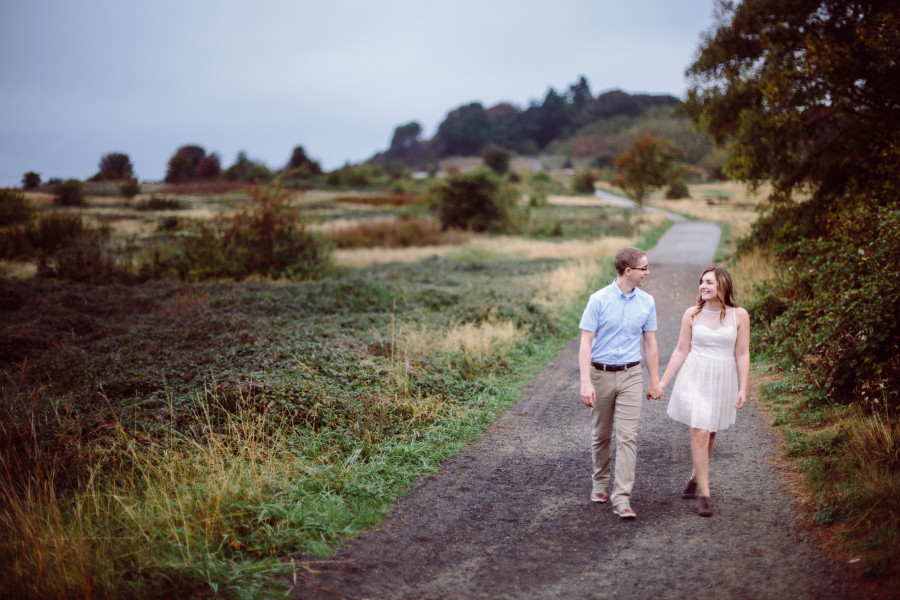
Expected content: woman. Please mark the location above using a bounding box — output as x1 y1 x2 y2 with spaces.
658 266 750 517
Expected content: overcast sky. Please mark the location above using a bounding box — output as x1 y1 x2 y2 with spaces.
0 0 718 186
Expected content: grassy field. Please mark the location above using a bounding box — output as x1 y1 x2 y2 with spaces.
0 187 669 599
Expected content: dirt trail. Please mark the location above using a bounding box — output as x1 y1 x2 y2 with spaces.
287 217 858 599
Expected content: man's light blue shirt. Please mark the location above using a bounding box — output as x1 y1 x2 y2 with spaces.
579 280 657 365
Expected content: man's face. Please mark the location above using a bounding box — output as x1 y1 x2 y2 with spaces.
625 256 650 287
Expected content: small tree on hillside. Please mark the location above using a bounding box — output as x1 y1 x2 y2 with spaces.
22 172 41 190
165 145 206 183
612 134 682 211
97 152 134 180
195 153 221 179
287 146 323 175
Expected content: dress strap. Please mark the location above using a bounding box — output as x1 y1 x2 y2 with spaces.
732 307 737 327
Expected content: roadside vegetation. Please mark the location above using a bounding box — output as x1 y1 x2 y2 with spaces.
0 174 668 598
683 1 900 593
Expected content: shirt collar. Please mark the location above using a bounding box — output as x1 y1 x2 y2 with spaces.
613 278 636 299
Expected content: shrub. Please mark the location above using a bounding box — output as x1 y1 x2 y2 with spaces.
427 168 523 233
482 144 511 175
0 188 37 226
747 200 900 412
118 178 141 199
22 172 41 190
342 165 372 188
571 169 597 194
38 225 133 283
665 180 690 199
53 179 85 207
142 185 332 281
30 214 86 251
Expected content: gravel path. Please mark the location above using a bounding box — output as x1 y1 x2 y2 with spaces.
287 216 859 599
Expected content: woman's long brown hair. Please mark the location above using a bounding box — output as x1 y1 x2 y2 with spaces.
693 266 737 323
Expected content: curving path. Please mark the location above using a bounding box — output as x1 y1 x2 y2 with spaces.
286 207 859 599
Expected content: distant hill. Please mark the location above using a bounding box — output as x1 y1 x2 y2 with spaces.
369 75 724 180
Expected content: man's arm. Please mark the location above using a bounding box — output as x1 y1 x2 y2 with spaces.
643 330 662 399
579 330 596 407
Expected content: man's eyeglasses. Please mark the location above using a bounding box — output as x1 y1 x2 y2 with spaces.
629 266 650 272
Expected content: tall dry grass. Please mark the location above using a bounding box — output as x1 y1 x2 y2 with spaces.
727 244 776 303
0 393 298 598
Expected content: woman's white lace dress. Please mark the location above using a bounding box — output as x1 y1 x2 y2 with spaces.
667 307 739 432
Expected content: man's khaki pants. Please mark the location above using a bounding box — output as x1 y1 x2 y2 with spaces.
590 365 643 507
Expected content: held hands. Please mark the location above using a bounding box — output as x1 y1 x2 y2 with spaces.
646 381 664 400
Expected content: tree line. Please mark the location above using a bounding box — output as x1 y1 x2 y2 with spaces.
371 78 683 170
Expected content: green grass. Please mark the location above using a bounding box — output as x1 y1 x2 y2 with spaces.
0 200 671 598
754 365 900 591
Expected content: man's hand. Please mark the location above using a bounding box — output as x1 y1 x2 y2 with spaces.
646 382 663 400
580 381 595 407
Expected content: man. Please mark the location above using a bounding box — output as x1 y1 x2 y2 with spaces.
579 246 661 519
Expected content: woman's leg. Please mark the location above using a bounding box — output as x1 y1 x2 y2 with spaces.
690 427 711 497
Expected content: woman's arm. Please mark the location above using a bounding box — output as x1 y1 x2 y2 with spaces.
659 307 694 390
734 307 751 409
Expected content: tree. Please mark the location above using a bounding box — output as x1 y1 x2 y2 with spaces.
22 172 41 190
611 134 682 211
195 153 221 179
434 102 492 156
165 145 206 183
287 146 322 175
684 0 900 203
97 152 134 180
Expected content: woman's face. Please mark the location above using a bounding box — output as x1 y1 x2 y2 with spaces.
699 270 719 303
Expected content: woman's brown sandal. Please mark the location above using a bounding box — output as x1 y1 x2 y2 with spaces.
698 496 713 517
682 478 698 499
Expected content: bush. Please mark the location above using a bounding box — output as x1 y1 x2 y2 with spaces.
118 178 141 199
747 200 900 412
142 185 332 281
665 180 690 199
0 189 36 226
53 179 85 207
571 169 597 194
482 144 511 175
427 168 524 233
38 226 134 284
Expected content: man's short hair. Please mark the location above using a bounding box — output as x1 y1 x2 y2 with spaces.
614 246 647 275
